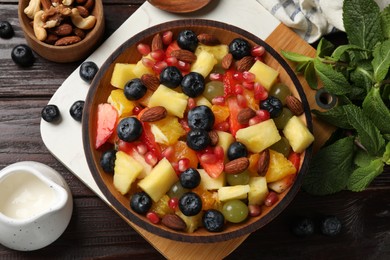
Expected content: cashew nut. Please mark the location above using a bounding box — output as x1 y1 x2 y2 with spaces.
33 10 47 41
70 8 96 30
24 0 41 19
62 0 74 6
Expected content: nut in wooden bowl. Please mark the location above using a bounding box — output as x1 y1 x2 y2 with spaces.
18 0 104 63
82 20 314 243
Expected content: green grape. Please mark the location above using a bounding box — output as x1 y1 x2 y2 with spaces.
269 83 291 105
273 107 293 129
270 136 291 157
167 181 189 199
203 81 224 101
226 170 250 186
222 200 249 223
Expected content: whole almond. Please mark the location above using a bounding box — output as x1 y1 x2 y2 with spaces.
141 73 160 91
208 130 219 146
54 35 81 46
162 214 186 231
52 23 73 36
236 56 255 72
257 149 270 176
224 157 249 174
170 49 197 63
197 33 220 46
221 53 233 70
44 33 59 44
286 96 304 116
151 33 164 51
83 0 94 10
73 28 86 39
76 6 89 18
140 106 167 122
237 108 256 125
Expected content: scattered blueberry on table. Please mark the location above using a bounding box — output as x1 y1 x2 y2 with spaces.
79 61 99 83
0 21 14 39
41 105 61 123
69 100 85 122
11 44 35 67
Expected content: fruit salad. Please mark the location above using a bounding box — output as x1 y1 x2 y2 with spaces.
94 29 314 233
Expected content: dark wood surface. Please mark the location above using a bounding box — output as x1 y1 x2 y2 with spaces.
0 1 389 259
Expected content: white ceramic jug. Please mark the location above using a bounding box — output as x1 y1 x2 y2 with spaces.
0 161 73 251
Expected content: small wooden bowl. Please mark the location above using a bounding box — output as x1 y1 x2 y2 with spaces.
83 19 313 243
18 0 104 63
148 0 212 13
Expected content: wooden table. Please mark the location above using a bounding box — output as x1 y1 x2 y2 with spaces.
1 1 389 259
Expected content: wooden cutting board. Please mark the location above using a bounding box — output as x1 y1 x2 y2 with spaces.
40 1 334 259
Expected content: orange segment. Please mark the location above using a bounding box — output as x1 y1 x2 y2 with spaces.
211 105 230 124
171 141 199 168
193 186 220 211
243 89 259 111
248 153 260 176
149 116 186 146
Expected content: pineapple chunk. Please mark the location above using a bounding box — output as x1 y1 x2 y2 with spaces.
283 116 314 153
216 131 235 161
190 50 217 78
236 119 281 153
133 55 154 78
148 84 189 118
195 44 229 62
265 150 296 183
128 149 152 179
248 177 269 205
149 116 186 145
217 185 250 201
175 211 203 233
195 95 212 108
198 169 225 190
268 174 296 193
249 60 279 90
110 63 137 89
138 158 178 202
113 151 143 195
107 89 135 117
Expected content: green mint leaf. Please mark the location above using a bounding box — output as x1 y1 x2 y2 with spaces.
303 136 355 195
295 60 310 73
383 142 390 165
349 60 373 99
372 39 390 82
343 104 386 156
312 108 353 129
314 59 352 95
381 5 390 39
316 38 335 58
331 44 367 61
343 0 383 52
354 149 377 167
363 87 390 134
347 158 383 191
281 50 313 63
304 61 318 89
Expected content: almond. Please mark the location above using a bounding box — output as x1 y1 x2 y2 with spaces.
224 157 249 174
52 23 73 36
76 6 89 18
54 35 81 46
161 214 186 231
236 56 255 72
140 106 167 122
237 107 256 125
221 53 233 70
286 96 304 116
141 74 160 91
197 33 220 46
44 33 59 44
73 28 86 39
151 33 163 51
170 49 197 63
257 149 270 176
208 130 219 146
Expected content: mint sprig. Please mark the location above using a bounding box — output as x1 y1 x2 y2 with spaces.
282 0 390 195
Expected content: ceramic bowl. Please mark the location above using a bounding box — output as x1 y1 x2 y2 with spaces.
18 0 104 63
82 19 313 243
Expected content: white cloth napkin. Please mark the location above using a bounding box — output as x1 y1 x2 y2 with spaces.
256 0 390 43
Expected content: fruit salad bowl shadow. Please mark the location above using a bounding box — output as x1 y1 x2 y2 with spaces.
82 19 313 243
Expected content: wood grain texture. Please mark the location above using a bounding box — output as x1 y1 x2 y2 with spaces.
148 0 211 13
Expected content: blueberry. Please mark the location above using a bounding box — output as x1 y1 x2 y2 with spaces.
187 105 215 131
0 21 14 39
186 129 211 151
320 216 342 236
160 66 183 88
69 100 84 122
11 44 34 67
130 192 152 214
41 104 61 123
229 38 251 60
181 72 205 98
179 192 202 216
79 61 99 83
227 142 248 161
177 30 198 52
124 78 147 100
180 168 201 189
203 209 225 232
260 96 283 118
100 149 116 173
117 117 143 142
290 216 315 237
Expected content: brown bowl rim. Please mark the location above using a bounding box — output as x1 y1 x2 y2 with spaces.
82 19 313 243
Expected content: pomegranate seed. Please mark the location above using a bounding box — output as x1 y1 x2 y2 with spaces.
248 204 262 217
162 31 173 45
251 45 265 57
211 96 225 106
150 49 165 61
264 192 279 207
177 60 191 71
187 98 196 110
256 109 270 121
171 162 180 175
249 116 262 126
200 153 217 164
233 72 244 81
254 83 268 100
178 158 190 172
242 71 255 82
242 81 254 90
209 73 223 81
237 94 247 108
214 146 224 160
166 56 178 66
168 197 179 210
142 57 155 68
234 84 244 95
136 143 148 155
162 146 175 161
146 211 160 224
152 60 168 74
137 43 150 56
132 106 143 115
214 121 230 132
145 152 158 166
